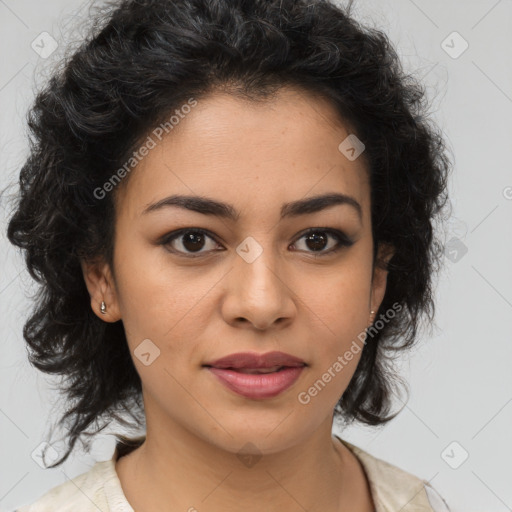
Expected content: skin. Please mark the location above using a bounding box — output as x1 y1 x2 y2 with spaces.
81 86 394 512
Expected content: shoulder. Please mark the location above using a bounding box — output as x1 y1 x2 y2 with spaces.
14 459 129 512
337 437 451 512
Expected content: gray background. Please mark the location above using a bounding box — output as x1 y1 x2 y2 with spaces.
1 1 511 511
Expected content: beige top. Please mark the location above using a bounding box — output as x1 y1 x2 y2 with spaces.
15 436 450 512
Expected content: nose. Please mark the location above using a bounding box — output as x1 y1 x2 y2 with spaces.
221 242 296 331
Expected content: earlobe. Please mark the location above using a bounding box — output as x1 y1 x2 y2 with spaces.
80 259 122 322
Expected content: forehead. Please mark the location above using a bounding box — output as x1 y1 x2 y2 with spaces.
115 87 370 223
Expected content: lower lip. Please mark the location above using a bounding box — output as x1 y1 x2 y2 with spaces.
205 366 305 399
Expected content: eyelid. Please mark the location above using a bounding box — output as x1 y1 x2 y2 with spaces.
159 227 222 257
291 227 355 255
160 227 354 257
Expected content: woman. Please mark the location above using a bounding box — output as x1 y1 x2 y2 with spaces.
6 0 453 510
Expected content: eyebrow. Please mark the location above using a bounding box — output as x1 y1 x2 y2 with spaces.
142 192 362 222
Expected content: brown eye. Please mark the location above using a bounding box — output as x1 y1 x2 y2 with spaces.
304 232 329 251
291 229 354 256
162 229 221 256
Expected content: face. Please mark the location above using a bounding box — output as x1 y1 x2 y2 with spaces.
82 87 393 454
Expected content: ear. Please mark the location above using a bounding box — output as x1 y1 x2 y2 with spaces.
80 258 122 322
369 242 395 315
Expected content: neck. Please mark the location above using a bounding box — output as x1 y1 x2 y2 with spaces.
115 417 373 512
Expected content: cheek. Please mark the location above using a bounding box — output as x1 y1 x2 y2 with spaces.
299 261 372 342
113 250 222 373
113 234 195 326
294 262 371 396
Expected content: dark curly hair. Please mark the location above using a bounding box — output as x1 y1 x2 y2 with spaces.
4 0 452 468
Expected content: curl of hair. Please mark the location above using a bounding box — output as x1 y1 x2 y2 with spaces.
5 0 452 466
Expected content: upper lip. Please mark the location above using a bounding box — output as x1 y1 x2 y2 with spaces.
203 351 306 369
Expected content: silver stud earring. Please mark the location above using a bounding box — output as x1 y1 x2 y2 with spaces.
100 301 107 315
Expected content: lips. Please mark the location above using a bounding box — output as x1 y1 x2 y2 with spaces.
203 351 307 399
203 351 306 371
206 366 305 399
235 366 284 374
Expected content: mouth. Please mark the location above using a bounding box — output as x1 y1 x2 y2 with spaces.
203 350 306 371
202 351 307 399
224 366 289 374
204 365 306 399
203 365 303 374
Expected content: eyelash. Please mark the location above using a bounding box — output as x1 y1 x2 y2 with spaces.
159 227 354 258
